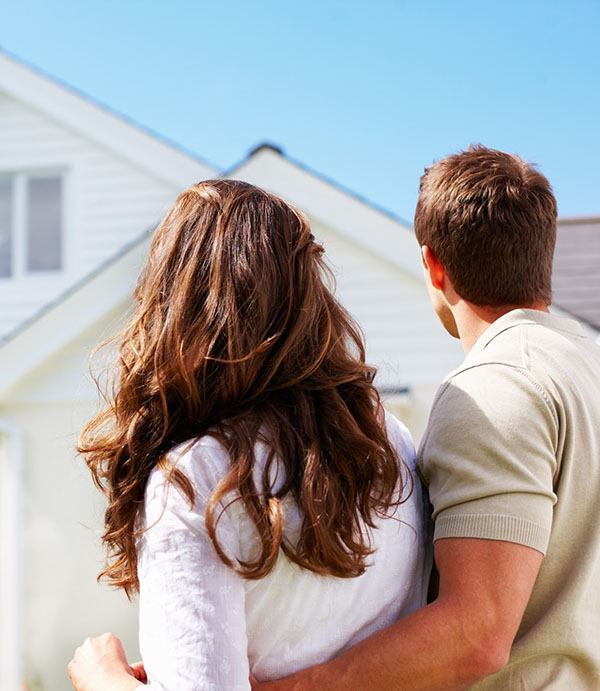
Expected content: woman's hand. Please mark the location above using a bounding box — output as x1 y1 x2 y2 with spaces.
67 633 143 691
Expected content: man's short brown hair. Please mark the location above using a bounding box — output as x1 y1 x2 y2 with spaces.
414 145 557 306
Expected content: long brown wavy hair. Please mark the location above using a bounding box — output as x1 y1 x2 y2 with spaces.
80 179 411 597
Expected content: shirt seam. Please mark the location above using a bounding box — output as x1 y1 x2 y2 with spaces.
418 361 558 471
476 315 585 354
445 361 555 417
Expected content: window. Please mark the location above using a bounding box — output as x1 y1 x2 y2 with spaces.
0 172 63 278
27 177 62 272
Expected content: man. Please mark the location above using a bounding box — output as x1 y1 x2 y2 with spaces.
260 145 600 689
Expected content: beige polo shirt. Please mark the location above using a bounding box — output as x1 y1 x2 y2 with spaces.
418 309 600 689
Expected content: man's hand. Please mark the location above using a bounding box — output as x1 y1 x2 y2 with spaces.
67 633 142 691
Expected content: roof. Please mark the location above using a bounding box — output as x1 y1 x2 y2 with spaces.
0 228 153 348
226 144 420 279
233 143 413 228
553 217 600 330
0 48 217 187
0 230 150 400
0 145 419 398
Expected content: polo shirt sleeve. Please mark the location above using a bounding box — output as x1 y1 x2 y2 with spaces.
418 363 559 554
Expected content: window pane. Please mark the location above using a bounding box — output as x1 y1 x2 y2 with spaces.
0 178 12 278
27 177 62 272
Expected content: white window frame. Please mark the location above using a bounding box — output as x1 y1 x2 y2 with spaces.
0 169 68 281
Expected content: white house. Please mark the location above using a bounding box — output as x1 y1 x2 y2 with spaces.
1 51 596 691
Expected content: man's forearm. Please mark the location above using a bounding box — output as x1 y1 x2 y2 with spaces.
261 599 503 691
255 538 542 691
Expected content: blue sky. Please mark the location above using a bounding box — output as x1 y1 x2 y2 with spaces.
1 0 599 220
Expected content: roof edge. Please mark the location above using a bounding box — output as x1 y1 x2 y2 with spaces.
557 215 600 225
0 227 151 349
224 143 414 229
0 47 219 184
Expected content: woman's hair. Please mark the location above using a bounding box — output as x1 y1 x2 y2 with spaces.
80 179 411 596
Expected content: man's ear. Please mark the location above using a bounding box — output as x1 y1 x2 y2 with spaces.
421 245 446 291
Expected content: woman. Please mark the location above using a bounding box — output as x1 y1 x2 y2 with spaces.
68 180 428 690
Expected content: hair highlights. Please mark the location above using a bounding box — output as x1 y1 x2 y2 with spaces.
80 179 411 596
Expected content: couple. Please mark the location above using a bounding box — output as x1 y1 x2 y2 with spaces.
68 146 600 690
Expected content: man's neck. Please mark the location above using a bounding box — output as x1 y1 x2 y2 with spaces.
453 301 549 354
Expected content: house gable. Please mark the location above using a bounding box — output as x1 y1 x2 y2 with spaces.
0 50 215 188
227 144 422 280
0 50 218 341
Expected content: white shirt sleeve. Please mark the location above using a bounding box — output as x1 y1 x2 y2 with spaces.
136 439 250 691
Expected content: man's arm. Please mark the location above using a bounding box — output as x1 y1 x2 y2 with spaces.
256 537 543 691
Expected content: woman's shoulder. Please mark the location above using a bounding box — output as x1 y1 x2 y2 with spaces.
140 434 243 562
172 434 230 476
144 412 417 514
146 433 231 502
147 414 417 496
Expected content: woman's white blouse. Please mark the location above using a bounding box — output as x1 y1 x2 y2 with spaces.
136 412 429 690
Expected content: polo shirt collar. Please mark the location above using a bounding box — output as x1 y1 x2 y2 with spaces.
466 308 586 359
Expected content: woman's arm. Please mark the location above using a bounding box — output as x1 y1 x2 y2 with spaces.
136 442 251 690
69 441 251 691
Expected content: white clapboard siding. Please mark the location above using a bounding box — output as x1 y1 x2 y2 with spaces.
0 91 180 339
314 220 463 389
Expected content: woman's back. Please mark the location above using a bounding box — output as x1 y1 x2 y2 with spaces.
75 180 430 691
137 412 428 690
